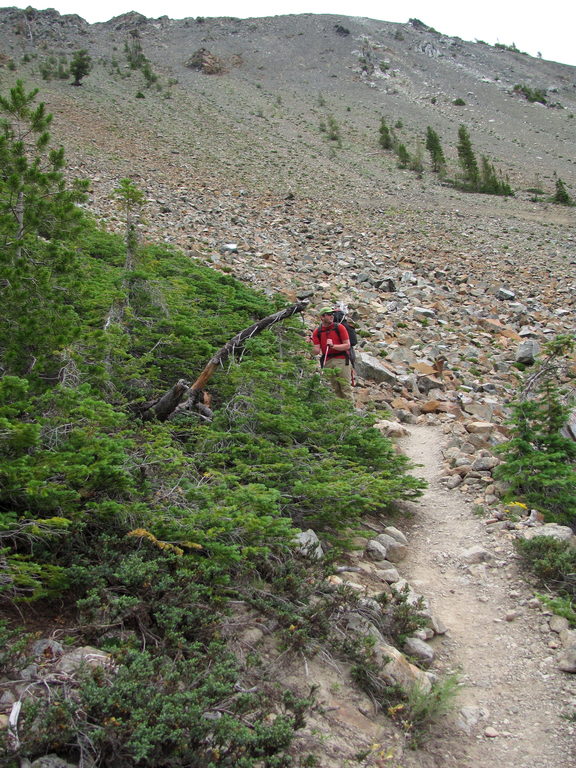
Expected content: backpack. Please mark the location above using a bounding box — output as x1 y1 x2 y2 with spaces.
332 311 358 348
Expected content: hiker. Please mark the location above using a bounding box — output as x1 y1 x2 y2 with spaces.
311 307 354 402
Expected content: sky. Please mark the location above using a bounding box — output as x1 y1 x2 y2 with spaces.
6 1 576 67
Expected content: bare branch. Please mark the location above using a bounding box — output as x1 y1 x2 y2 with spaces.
132 300 309 422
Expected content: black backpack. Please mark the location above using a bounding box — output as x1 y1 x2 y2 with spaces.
332 311 358 348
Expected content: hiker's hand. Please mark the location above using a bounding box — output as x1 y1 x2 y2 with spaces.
326 339 334 347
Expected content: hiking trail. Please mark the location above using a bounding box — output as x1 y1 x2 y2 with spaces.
398 424 575 768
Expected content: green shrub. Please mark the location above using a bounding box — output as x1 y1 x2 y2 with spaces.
516 537 576 599
513 83 547 104
325 114 342 146
0 81 428 765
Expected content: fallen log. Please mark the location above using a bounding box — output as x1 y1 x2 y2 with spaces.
133 300 309 422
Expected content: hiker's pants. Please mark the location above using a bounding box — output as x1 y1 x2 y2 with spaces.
324 357 354 402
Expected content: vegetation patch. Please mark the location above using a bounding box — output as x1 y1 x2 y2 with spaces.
0 81 426 766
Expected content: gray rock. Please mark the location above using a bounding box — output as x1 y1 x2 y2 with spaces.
522 524 574 542
294 529 324 559
461 545 493 564
377 567 401 583
54 647 112 675
355 351 399 385
497 288 515 300
374 533 408 562
550 615 570 634
383 526 408 545
413 306 436 318
516 339 540 364
30 756 77 768
560 629 576 647
557 645 576 673
429 614 448 635
365 540 389 560
404 636 435 667
401 271 417 284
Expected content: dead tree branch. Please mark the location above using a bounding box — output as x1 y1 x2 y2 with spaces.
132 300 309 422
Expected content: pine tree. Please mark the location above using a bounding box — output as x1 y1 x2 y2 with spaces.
479 156 513 196
396 143 410 168
495 336 576 525
0 81 88 377
70 49 92 86
552 176 573 205
456 124 479 188
114 177 145 273
425 126 445 173
379 117 392 150
495 383 576 525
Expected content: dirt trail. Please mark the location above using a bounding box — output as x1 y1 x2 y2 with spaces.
398 424 575 768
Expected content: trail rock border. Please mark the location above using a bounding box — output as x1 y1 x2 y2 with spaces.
398 424 575 768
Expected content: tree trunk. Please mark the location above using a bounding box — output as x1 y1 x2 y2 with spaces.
133 300 309 421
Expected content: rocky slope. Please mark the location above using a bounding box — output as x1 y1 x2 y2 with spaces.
0 7 575 767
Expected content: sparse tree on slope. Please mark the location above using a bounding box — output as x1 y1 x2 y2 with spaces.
456 124 480 188
425 126 446 174
70 49 92 86
379 117 392 149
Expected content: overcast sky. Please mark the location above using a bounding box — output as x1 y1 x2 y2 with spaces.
7 2 576 66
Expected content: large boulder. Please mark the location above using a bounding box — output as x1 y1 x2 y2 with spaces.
521 524 574 542
354 352 399 385
515 339 540 364
374 643 432 693
294 529 324 559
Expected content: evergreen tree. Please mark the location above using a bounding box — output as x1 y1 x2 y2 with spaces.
103 178 146 335
114 177 145 272
479 156 513 196
425 126 445 173
0 80 88 377
552 176 573 205
495 383 576 525
456 124 480 188
379 117 392 149
495 336 576 525
70 49 92 86
396 143 410 168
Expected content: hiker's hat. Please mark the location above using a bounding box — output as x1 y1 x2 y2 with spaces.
319 306 334 315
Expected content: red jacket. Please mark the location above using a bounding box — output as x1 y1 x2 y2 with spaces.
311 322 350 360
